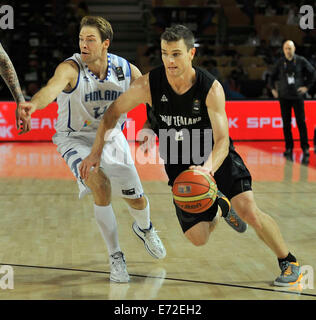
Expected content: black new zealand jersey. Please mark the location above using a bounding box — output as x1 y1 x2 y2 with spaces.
148 65 227 165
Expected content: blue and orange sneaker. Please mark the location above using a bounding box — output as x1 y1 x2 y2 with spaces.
217 190 247 233
274 261 303 287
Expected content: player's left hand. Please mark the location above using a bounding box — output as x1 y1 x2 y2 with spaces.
79 153 101 180
297 86 308 94
189 165 214 177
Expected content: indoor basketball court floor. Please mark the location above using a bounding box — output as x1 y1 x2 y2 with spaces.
0 140 315 300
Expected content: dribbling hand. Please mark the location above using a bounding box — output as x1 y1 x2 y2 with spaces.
189 165 214 178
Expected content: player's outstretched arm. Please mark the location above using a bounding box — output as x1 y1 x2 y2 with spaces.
19 61 78 134
79 73 151 180
0 43 25 131
0 43 25 104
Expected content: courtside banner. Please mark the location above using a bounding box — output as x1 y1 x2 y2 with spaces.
226 100 315 140
0 102 57 141
0 101 315 141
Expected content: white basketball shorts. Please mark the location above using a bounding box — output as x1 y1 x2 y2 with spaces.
53 131 144 199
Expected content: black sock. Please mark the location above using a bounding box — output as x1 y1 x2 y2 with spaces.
278 252 297 267
217 197 230 218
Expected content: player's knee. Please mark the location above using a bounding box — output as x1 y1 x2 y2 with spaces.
85 170 110 194
188 235 209 247
185 227 210 247
126 195 147 210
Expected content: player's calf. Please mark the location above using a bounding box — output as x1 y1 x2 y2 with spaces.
184 220 213 246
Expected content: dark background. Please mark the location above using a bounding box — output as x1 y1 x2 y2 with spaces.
0 0 315 100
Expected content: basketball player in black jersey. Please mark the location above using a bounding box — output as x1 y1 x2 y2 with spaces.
79 25 302 287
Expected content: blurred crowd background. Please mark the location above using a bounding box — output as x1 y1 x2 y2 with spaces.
0 0 315 100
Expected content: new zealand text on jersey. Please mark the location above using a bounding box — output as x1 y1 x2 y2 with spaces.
159 114 202 127
84 90 123 102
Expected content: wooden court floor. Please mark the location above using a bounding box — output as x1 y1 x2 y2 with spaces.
0 141 315 300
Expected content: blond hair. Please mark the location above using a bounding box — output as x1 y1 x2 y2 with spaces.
80 16 113 43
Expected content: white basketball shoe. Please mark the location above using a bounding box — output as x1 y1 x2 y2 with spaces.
109 251 130 283
132 222 166 259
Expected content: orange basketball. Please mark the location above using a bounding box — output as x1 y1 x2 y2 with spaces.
172 169 218 214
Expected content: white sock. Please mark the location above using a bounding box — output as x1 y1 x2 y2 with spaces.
127 195 151 230
94 204 121 256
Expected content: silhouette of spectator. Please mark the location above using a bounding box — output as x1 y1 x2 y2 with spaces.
255 39 273 64
202 59 221 82
287 4 299 25
223 70 245 99
269 28 284 48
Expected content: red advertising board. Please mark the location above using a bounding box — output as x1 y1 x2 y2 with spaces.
226 100 315 140
0 102 57 141
0 100 315 141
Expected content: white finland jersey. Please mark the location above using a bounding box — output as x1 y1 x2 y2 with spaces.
54 53 131 136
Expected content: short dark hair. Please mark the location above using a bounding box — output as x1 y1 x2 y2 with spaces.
80 16 113 43
160 25 195 50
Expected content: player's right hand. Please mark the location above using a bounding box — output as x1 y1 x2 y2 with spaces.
15 103 31 134
189 165 215 178
79 152 101 180
18 102 37 134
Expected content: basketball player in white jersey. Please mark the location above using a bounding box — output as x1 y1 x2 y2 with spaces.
19 16 166 283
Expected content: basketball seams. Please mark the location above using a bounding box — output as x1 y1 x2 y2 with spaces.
180 169 216 184
175 198 213 214
173 181 210 199
172 169 218 213
173 192 211 201
173 180 217 201
174 181 210 187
